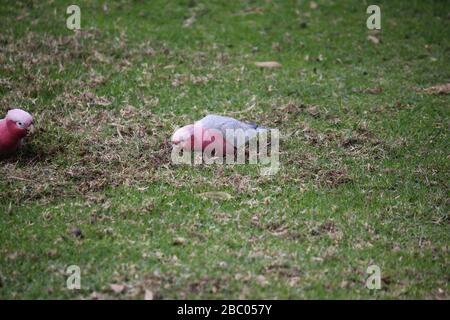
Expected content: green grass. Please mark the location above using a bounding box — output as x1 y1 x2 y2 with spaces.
0 0 449 299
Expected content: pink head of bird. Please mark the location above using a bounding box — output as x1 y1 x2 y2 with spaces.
171 124 195 150
5 109 34 138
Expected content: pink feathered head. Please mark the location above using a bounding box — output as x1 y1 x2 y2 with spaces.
171 124 195 150
5 108 34 138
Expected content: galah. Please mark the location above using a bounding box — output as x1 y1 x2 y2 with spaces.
0 109 34 155
171 114 269 155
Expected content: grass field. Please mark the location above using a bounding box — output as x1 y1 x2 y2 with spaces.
0 0 449 299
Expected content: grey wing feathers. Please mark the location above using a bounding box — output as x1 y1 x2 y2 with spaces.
198 114 268 147
198 115 255 131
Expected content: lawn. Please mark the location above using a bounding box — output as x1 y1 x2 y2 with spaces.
0 0 448 299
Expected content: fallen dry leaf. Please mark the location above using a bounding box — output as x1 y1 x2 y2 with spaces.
90 292 105 300
420 83 450 95
173 237 186 245
163 64 177 70
367 35 380 44
364 86 383 94
69 227 83 238
110 284 125 293
183 15 196 28
198 192 232 200
144 289 154 300
256 275 268 286
254 61 281 68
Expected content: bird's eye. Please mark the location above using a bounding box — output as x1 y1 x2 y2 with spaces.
16 121 24 128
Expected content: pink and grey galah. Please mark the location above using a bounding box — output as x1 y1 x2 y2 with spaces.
171 114 269 155
0 108 34 155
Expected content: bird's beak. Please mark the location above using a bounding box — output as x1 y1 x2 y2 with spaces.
27 123 35 135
